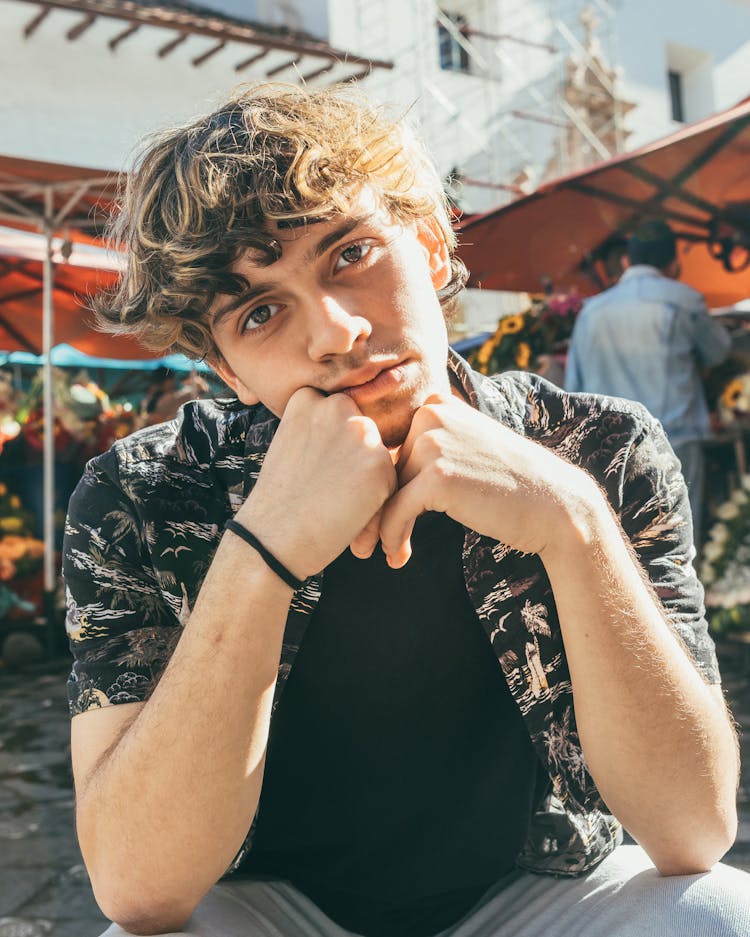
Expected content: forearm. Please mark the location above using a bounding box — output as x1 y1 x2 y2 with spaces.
541 476 739 874
75 532 292 932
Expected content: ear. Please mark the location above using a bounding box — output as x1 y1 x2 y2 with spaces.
211 355 260 406
416 217 451 290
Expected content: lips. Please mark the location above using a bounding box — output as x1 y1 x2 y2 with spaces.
332 360 411 405
329 359 405 395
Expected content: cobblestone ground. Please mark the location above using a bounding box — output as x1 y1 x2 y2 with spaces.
0 658 107 937
1 648 749 937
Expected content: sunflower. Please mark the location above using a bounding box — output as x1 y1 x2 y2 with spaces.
499 313 526 335
475 334 500 373
515 341 532 369
475 320 508 373
721 378 745 410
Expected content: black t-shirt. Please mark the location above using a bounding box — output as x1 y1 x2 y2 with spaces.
238 511 548 937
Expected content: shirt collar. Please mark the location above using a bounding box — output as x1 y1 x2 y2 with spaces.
620 264 664 281
448 349 525 432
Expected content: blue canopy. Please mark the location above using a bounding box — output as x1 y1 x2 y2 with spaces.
0 343 211 372
450 332 492 355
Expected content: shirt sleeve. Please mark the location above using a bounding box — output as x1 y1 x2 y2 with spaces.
63 451 181 716
616 413 720 683
687 295 731 369
564 327 584 392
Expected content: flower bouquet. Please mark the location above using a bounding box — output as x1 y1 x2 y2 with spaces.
470 293 582 377
0 482 45 621
472 310 542 375
0 370 22 457
716 372 750 431
701 476 750 635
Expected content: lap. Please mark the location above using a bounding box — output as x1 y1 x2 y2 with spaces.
454 846 750 937
99 846 750 937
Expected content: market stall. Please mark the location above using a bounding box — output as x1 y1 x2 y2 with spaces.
0 154 214 652
456 98 750 645
456 96 750 307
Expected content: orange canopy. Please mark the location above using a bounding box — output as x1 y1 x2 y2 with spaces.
457 97 750 308
0 154 162 359
0 249 152 357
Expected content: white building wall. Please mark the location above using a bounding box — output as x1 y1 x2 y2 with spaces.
0 0 344 172
328 0 568 215
1 0 747 181
612 0 750 147
0 1 280 170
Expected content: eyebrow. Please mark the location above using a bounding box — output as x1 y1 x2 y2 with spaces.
211 284 274 330
306 216 366 262
211 215 372 329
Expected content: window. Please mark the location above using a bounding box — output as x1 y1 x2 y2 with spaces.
668 69 685 122
438 10 471 73
665 43 714 124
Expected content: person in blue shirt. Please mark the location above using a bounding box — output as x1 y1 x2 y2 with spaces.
565 220 731 544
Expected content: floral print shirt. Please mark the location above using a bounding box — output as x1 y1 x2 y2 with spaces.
63 353 718 878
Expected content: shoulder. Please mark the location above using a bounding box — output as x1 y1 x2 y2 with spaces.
489 370 653 438
662 278 704 307
118 398 250 463
487 372 667 501
567 287 619 334
90 398 256 496
637 270 705 308
581 284 619 311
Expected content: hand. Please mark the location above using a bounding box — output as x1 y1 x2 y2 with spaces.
237 387 397 579
379 393 594 567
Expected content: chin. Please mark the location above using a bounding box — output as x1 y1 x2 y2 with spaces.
368 377 442 447
375 411 414 449
380 428 409 449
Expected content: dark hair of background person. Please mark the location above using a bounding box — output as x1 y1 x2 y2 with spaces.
627 220 677 270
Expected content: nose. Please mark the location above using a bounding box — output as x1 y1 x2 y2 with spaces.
306 294 372 360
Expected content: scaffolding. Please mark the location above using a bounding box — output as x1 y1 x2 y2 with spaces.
354 0 633 213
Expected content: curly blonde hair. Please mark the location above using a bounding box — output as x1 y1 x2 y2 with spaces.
95 82 467 360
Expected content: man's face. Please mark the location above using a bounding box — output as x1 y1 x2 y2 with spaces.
210 192 453 448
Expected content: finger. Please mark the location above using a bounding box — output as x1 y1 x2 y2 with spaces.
422 391 455 406
288 385 327 408
379 477 429 568
395 394 455 474
395 404 440 477
385 534 412 570
350 509 383 560
397 422 451 491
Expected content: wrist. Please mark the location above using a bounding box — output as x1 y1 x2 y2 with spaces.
233 504 315 582
224 519 307 591
537 466 613 565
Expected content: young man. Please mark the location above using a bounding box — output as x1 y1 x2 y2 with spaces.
64 84 749 937
565 220 731 544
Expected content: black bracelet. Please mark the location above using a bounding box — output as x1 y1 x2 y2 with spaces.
223 519 306 591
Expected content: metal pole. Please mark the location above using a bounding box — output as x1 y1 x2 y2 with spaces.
42 187 57 650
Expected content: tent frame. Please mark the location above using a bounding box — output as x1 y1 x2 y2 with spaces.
0 168 118 649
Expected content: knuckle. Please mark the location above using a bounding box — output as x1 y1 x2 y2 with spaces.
426 457 450 484
414 430 442 460
326 393 357 418
292 386 318 407
420 402 447 425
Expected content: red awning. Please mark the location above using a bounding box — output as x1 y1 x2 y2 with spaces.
457 97 750 308
0 246 146 357
0 154 162 358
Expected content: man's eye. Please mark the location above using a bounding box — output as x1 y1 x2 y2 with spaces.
335 242 371 270
243 304 281 331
